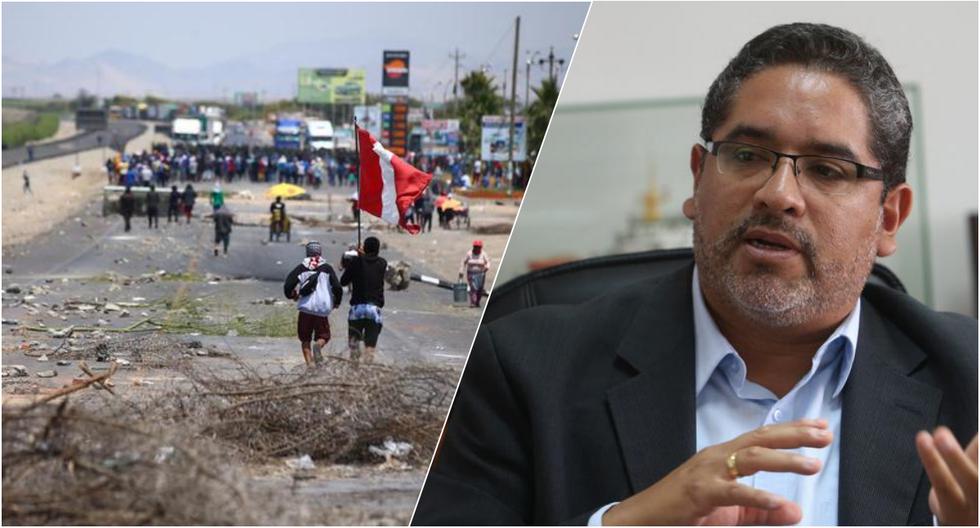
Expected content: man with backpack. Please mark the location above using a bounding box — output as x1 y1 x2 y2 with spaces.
283 241 343 367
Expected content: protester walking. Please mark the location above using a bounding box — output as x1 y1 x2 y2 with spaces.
182 184 196 223
283 242 343 368
417 190 434 233
119 186 135 232
22 169 31 195
210 183 224 212
459 240 490 308
146 184 160 229
340 236 388 365
212 205 233 256
270 196 286 242
167 185 182 223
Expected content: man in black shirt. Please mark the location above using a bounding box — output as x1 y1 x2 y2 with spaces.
270 196 286 242
167 185 182 224
119 186 135 232
339 236 387 364
146 184 160 229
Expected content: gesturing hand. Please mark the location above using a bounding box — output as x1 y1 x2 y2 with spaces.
915 427 978 526
603 419 832 526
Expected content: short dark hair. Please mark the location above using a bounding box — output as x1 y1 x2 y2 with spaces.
701 23 912 191
364 236 380 256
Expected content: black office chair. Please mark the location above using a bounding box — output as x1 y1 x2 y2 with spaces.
482 247 906 325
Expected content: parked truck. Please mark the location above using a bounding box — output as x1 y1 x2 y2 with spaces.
305 119 334 152
172 117 205 143
274 118 304 150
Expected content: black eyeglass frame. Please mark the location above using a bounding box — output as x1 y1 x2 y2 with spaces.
703 140 885 182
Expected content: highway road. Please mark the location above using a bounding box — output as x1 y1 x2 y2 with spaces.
2 120 146 168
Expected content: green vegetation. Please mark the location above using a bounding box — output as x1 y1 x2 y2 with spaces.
456 71 504 155
2 111 60 149
159 271 206 282
526 77 560 164
161 306 296 338
158 293 295 337
3 98 72 113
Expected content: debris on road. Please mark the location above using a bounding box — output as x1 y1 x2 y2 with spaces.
2 365 29 377
188 358 455 465
368 438 414 463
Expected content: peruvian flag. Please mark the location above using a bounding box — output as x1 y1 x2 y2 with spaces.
357 128 433 234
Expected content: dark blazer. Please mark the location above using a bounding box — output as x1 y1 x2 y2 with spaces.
413 265 977 525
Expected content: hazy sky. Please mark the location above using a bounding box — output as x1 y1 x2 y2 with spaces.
2 2 588 99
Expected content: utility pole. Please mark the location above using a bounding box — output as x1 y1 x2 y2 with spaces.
450 47 466 101
548 46 555 81
525 60 531 110
508 16 520 194
525 50 541 110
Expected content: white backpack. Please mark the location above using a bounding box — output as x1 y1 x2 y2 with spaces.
296 270 334 316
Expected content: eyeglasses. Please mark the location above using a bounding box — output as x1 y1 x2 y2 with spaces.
703 140 884 196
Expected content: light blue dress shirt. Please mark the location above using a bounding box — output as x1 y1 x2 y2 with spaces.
589 267 859 526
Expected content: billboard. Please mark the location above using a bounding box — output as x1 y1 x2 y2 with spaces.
420 119 460 156
353 104 383 138
382 50 410 96
480 115 527 161
297 68 366 105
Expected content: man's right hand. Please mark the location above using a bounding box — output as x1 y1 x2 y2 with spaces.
602 419 832 526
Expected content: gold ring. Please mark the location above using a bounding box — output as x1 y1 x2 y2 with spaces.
726 452 741 479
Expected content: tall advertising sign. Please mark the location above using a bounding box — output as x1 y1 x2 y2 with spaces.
480 115 527 161
382 51 410 97
383 102 410 156
297 68 366 104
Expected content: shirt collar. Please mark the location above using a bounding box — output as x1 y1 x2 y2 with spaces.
692 266 860 399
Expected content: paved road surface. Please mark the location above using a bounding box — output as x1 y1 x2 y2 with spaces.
3 194 476 367
2 120 146 168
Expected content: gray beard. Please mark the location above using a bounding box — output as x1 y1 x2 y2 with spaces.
692 209 881 328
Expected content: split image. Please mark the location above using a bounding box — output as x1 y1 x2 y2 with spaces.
3 1 978 527
1 2 586 524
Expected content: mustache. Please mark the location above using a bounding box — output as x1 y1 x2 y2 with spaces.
717 213 817 262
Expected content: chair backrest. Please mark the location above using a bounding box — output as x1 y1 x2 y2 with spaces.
482 247 906 325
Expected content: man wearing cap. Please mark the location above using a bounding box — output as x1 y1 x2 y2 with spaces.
415 23 976 526
460 240 491 308
284 241 343 367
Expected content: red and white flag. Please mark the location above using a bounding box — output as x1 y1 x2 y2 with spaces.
357 128 432 234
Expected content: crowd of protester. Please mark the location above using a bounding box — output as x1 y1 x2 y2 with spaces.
106 142 531 191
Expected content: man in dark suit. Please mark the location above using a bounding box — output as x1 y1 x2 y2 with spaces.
413 23 977 526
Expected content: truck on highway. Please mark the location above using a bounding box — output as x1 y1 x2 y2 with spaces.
274 118 304 150
305 119 334 152
172 117 206 143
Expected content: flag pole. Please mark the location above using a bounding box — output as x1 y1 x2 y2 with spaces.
354 116 362 249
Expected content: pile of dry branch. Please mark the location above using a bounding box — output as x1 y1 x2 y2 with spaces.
1 399 288 525
185 357 456 464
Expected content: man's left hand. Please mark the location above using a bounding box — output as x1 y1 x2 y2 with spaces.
915 427 978 526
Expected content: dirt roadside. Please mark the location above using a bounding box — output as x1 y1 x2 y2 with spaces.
2 122 168 248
